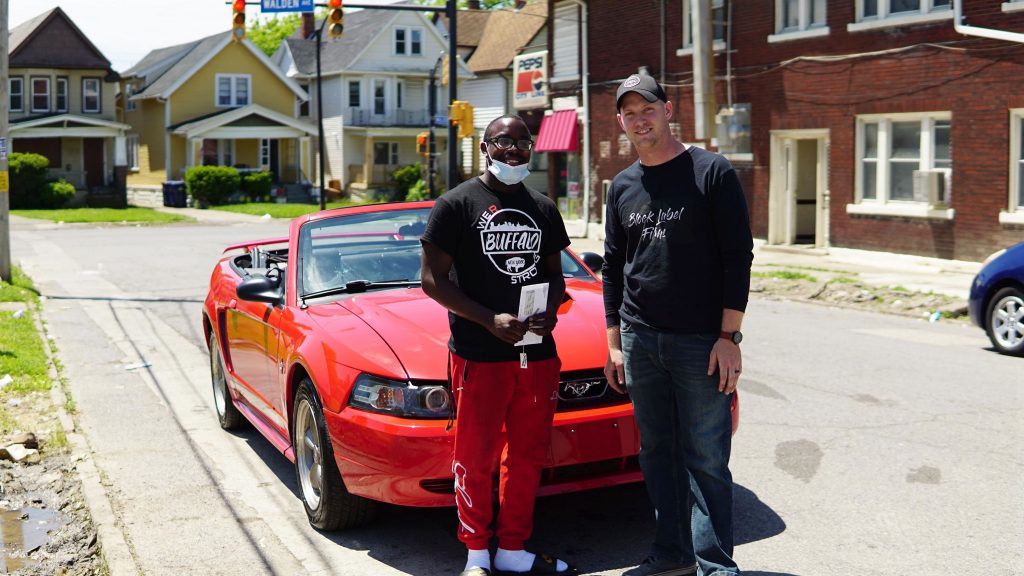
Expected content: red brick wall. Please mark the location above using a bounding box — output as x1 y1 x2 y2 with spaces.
586 0 1024 261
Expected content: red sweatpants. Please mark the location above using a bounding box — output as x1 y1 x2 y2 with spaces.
450 352 560 551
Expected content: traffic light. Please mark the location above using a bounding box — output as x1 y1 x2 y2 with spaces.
231 0 246 42
416 132 429 156
327 0 344 39
449 101 474 139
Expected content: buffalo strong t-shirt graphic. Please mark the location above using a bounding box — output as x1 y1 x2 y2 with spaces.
477 208 542 285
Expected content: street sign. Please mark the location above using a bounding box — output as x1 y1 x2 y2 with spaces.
0 171 8 193
261 0 314 13
434 115 448 126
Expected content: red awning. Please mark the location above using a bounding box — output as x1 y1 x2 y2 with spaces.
533 110 579 153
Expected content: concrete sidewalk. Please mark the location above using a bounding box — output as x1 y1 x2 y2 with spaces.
568 236 981 300
150 205 274 224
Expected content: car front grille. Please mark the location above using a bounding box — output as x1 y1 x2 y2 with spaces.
556 369 629 411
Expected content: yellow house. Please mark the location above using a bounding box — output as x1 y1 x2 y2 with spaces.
120 31 317 203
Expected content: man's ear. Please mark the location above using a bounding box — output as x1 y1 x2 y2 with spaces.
616 114 626 132
664 100 674 119
479 140 488 162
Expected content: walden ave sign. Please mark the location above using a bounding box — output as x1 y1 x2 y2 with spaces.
261 0 314 12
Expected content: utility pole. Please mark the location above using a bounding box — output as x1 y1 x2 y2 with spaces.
446 0 458 189
0 0 11 283
315 20 327 211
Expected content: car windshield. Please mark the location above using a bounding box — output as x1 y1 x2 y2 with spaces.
298 207 594 297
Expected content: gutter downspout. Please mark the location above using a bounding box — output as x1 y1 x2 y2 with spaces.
953 0 1024 44
568 0 591 232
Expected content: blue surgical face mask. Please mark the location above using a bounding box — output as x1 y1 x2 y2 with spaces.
487 155 530 186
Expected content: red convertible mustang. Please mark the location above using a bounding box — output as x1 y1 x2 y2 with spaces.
203 201 737 531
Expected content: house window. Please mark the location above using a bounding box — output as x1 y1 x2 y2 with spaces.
126 134 140 170
394 27 423 55
778 0 826 33
260 139 271 171
395 80 404 109
82 78 101 113
10 78 24 112
855 112 952 209
1007 110 1024 221
56 77 68 112
202 139 235 167
215 74 250 107
857 0 950 21
31 77 50 113
373 142 399 165
682 0 726 51
373 80 386 115
348 80 361 108
298 83 309 116
125 82 136 112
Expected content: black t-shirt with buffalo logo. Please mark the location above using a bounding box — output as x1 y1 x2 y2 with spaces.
422 177 570 362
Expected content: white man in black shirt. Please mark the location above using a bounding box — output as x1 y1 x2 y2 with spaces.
602 74 753 576
421 115 575 576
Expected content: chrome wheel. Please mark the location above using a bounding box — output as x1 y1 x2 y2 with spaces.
295 396 324 511
209 331 243 429
986 287 1024 356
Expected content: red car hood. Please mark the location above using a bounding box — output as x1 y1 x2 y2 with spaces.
311 280 608 381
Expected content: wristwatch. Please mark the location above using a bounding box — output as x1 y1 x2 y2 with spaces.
719 330 743 345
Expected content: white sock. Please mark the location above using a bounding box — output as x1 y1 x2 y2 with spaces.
494 548 568 573
465 548 491 572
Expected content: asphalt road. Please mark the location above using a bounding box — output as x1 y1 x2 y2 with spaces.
10 217 1023 576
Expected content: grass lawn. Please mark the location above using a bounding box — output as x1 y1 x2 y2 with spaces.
0 268 49 395
12 207 192 224
209 199 380 219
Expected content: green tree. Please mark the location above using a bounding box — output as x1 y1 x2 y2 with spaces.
248 14 303 57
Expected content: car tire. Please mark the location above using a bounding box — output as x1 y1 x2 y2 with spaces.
292 378 376 530
985 286 1024 357
209 331 244 430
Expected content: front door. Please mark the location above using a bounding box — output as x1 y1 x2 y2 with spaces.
769 130 829 248
83 138 104 188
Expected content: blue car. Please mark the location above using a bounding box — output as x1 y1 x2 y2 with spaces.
969 242 1024 356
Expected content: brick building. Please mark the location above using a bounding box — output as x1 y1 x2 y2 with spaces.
584 0 1024 261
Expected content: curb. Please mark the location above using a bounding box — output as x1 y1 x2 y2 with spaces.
33 302 140 576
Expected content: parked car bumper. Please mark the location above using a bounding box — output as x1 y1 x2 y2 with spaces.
324 403 641 507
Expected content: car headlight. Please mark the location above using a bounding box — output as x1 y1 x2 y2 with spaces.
349 374 452 419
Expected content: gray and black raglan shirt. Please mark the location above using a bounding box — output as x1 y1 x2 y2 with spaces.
602 147 754 332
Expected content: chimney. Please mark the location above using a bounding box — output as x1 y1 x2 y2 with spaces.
302 12 314 39
468 0 481 8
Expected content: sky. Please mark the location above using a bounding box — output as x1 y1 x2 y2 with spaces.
7 0 405 72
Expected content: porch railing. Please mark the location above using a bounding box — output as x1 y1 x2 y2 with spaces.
345 107 430 127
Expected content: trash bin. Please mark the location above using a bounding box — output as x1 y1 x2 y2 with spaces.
162 180 187 208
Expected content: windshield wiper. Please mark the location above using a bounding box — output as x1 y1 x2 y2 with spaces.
302 278 421 300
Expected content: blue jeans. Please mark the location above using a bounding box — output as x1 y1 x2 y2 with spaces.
621 320 738 576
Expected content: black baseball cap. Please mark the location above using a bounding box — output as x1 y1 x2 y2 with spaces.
616 74 667 110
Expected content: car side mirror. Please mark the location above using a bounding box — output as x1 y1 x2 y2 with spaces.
579 252 604 274
236 274 283 306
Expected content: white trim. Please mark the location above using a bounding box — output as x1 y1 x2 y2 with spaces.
392 25 425 57
724 152 753 162
9 113 131 131
82 77 101 113
682 0 726 49
775 0 828 36
1010 109 1024 216
676 40 726 57
214 73 252 108
854 112 952 207
848 11 953 33
55 77 68 113
999 211 1024 225
30 76 51 113
9 77 24 112
768 27 831 43
1003 1 1024 13
846 203 955 220
171 103 318 139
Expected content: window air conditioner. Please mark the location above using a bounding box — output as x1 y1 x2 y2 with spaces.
912 169 950 208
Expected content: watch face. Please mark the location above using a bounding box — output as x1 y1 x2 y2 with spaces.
732 331 743 345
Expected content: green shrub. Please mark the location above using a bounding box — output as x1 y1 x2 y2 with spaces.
9 152 52 209
393 163 422 199
241 171 274 202
185 166 240 207
405 179 429 202
43 179 76 209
